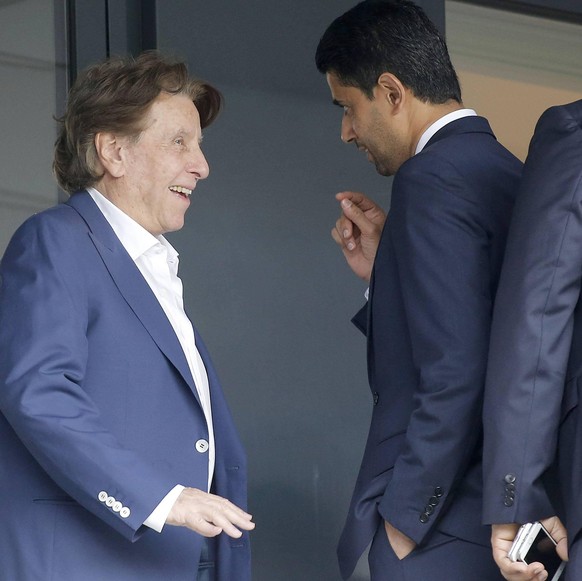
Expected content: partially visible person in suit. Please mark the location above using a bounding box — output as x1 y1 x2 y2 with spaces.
0 51 254 581
482 101 582 580
315 1 522 579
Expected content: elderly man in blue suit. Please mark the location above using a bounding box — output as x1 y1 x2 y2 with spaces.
483 101 582 580
316 1 522 579
0 51 254 580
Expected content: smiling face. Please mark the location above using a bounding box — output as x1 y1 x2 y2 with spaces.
100 92 209 236
326 72 410 177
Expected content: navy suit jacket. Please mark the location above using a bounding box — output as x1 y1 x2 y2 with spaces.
0 192 250 580
482 101 582 547
337 116 522 579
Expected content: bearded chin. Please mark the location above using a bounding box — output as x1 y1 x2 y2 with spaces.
374 158 394 177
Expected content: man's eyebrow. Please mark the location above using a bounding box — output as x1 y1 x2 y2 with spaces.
171 127 203 144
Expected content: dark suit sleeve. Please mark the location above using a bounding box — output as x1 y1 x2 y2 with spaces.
0 214 177 540
378 159 494 545
482 103 582 525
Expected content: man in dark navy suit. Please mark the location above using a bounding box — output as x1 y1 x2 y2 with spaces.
316 1 522 579
482 101 582 580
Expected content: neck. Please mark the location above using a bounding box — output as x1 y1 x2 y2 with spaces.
93 176 126 209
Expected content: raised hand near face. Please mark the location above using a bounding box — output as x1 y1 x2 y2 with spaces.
331 191 386 282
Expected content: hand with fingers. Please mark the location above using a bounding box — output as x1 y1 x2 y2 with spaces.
166 487 255 538
492 518 568 581
331 191 387 282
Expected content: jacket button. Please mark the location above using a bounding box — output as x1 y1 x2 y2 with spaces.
504 497 514 507
195 439 209 453
434 487 444 497
120 507 131 519
429 496 439 507
373 392 379 406
98 491 108 502
504 474 516 484
420 513 429 523
424 505 434 515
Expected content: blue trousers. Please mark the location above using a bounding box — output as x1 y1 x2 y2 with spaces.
368 522 504 580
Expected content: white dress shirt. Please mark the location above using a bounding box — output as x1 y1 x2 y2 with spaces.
414 108 477 154
87 187 215 532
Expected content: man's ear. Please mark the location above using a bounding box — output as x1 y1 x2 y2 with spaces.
376 72 406 111
94 132 127 178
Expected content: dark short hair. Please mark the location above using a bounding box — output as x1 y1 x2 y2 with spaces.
315 0 461 104
54 51 223 195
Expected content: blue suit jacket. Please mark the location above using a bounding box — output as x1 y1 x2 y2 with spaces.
482 101 582 548
0 192 250 580
337 116 522 579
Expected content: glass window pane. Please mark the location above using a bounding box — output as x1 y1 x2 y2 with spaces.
0 0 60 254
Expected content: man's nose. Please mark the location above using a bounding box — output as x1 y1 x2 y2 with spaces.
341 116 355 143
188 149 210 180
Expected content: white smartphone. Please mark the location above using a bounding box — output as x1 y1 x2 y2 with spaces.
508 521 566 581
508 522 532 562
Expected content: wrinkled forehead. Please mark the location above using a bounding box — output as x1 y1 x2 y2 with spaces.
138 92 202 137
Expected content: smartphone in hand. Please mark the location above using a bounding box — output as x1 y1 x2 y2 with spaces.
508 522 566 581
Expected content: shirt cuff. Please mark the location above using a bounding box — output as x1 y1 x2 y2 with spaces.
143 484 185 533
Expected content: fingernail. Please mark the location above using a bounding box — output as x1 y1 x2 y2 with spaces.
347 242 355 251
341 199 352 208
343 229 350 238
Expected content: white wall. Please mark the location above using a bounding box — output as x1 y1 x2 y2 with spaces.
447 0 582 160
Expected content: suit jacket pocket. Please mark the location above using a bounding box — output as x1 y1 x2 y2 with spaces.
33 496 77 505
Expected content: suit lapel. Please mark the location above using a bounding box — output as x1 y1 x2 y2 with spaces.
67 191 202 406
